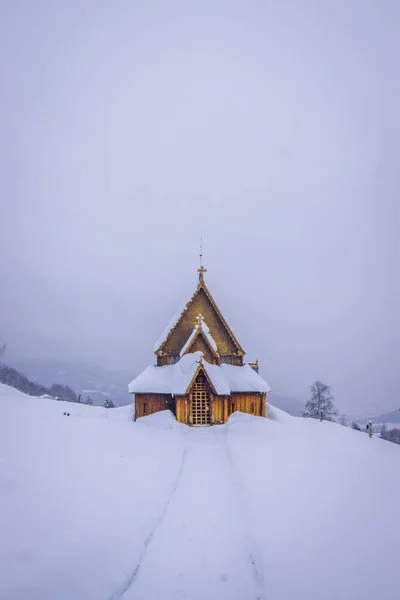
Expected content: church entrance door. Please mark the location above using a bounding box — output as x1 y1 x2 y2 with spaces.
190 372 211 426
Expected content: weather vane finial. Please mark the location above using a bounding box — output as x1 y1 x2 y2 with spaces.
198 234 207 280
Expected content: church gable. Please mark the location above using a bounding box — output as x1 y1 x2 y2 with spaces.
184 331 217 364
155 281 244 366
185 365 217 396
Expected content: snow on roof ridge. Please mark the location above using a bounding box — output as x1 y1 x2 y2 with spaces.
180 326 198 357
200 321 218 352
153 299 189 353
129 354 270 395
180 320 218 357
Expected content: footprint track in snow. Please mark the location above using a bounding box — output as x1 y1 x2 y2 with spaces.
108 446 188 600
109 425 265 600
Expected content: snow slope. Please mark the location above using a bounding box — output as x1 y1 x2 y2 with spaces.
1 383 399 600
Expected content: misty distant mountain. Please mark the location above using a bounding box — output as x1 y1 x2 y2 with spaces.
10 359 134 406
371 408 400 425
268 393 305 417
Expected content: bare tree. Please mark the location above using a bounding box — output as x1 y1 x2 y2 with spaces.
302 381 339 421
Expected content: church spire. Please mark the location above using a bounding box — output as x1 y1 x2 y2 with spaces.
198 234 207 281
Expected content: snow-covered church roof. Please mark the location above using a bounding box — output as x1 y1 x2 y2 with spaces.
128 352 271 396
153 275 245 355
180 319 218 357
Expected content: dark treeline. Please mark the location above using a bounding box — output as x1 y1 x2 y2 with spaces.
380 425 400 445
0 363 78 402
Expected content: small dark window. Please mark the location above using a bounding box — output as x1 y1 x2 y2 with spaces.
143 403 146 415
251 403 255 414
169 355 179 365
231 403 235 413
220 356 232 365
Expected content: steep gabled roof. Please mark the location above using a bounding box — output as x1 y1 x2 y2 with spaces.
183 361 219 395
180 321 219 360
154 276 245 355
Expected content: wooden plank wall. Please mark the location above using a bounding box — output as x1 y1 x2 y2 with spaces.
136 392 268 423
211 396 224 424
262 392 267 417
176 396 189 424
135 394 174 420
228 393 264 417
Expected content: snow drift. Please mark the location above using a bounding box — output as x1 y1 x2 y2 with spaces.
1 383 399 600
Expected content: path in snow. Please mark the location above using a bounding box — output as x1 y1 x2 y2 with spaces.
114 426 264 600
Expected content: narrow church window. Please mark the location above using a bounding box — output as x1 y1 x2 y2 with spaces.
231 403 235 413
143 403 146 414
251 403 255 414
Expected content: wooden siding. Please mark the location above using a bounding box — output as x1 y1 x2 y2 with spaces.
228 393 264 417
158 355 173 366
176 395 189 424
135 391 268 424
210 395 225 424
159 288 241 364
174 391 267 425
262 392 267 417
135 394 174 420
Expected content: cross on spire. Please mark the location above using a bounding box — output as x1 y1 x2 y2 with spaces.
198 265 207 280
198 234 207 280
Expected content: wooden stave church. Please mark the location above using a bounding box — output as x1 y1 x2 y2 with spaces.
129 265 270 425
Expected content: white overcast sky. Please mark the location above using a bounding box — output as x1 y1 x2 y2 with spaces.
0 0 399 414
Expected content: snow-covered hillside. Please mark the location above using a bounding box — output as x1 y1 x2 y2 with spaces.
1 383 399 600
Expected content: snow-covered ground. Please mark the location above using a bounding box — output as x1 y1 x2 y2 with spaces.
1 384 399 600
